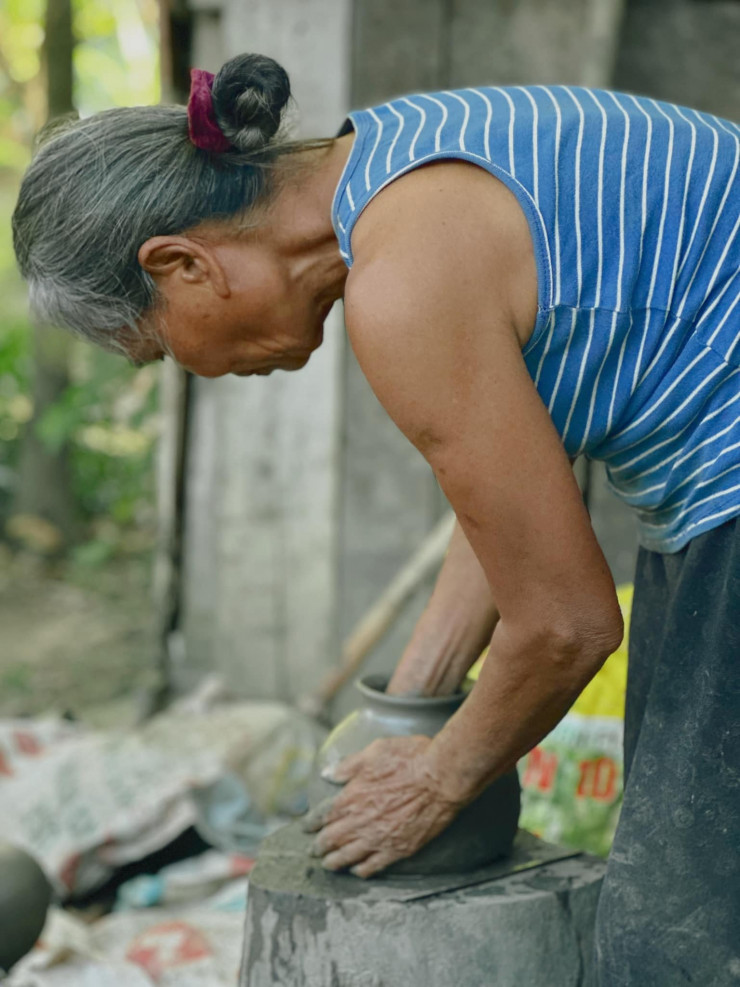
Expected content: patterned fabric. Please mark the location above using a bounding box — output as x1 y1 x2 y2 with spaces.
332 86 740 552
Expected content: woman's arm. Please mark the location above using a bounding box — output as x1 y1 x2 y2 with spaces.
306 161 623 876
387 520 498 696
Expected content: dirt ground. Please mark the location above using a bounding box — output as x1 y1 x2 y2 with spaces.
0 545 159 725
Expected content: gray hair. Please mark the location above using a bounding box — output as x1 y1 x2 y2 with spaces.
12 53 321 353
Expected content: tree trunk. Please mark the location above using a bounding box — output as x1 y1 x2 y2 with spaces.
146 0 193 711
13 0 77 545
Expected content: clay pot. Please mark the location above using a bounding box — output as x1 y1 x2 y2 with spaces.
0 842 52 972
309 675 520 875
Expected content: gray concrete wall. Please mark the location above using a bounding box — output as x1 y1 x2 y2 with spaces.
614 0 740 122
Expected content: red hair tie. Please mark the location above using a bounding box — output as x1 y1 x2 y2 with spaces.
187 68 232 153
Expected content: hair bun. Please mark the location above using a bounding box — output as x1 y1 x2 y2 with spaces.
211 53 291 154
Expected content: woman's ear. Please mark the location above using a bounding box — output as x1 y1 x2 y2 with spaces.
138 236 230 298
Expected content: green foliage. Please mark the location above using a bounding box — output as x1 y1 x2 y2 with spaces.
0 317 30 384
32 348 159 522
1 663 33 696
0 315 31 457
0 317 159 531
0 1 45 85
0 0 161 554
70 535 116 568
73 0 160 113
66 353 159 523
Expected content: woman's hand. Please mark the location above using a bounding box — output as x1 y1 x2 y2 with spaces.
302 735 463 878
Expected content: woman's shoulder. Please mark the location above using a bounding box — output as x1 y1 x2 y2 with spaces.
344 159 538 351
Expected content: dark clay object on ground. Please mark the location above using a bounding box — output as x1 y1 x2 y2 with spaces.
0 842 52 972
309 675 521 875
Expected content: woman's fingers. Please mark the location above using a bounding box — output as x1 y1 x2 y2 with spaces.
350 851 392 879
301 796 343 833
327 748 369 784
300 737 455 876
321 839 370 872
310 817 356 857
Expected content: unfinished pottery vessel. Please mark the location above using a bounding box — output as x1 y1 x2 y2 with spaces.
309 674 520 875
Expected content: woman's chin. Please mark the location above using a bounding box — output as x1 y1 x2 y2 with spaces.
281 352 312 371
233 356 310 377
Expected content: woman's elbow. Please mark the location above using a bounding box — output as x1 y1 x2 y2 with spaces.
547 602 624 674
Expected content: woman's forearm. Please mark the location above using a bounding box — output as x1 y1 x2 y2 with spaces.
387 521 499 696
424 614 621 806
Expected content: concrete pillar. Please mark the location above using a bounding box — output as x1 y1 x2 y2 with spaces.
240 823 605 987
177 0 352 700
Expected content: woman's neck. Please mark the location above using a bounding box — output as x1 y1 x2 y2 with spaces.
266 133 355 303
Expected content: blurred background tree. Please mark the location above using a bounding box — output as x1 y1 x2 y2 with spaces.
13 0 78 546
0 0 160 557
0 0 161 720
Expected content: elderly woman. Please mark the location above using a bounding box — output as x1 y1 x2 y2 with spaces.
13 53 740 985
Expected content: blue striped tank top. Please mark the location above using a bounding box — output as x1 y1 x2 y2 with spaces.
332 86 740 553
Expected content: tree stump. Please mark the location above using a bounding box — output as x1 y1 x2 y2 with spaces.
241 823 605 987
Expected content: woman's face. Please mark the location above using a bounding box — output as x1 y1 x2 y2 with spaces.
129 235 335 377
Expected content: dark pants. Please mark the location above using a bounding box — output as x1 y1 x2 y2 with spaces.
595 516 740 986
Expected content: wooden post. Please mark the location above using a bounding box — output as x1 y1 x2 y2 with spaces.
149 0 193 709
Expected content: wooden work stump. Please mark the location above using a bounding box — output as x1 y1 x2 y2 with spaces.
240 823 605 987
